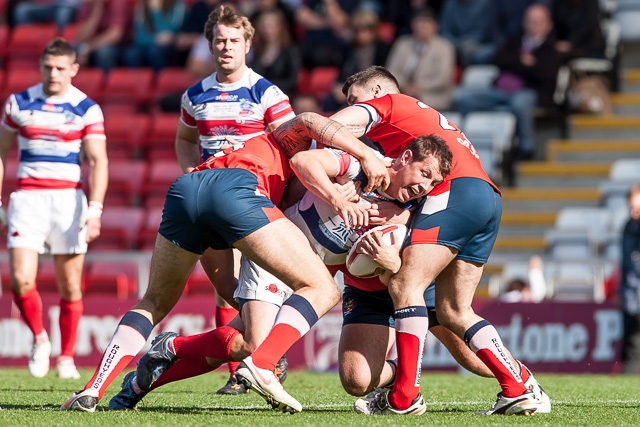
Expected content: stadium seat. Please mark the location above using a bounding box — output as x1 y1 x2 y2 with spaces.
82 159 147 207
103 67 154 108
458 64 500 90
377 21 396 45
185 262 215 296
84 260 138 300
71 67 105 103
61 23 78 43
0 24 9 65
544 207 611 260
599 158 640 210
487 260 548 299
89 206 144 250
461 111 516 179
145 113 181 160
0 68 41 104
295 68 310 96
137 207 164 250
7 24 57 65
547 260 606 302
307 67 339 100
104 112 151 159
151 67 198 106
142 159 183 208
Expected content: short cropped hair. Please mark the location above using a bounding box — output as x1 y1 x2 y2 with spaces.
204 5 255 44
342 66 400 96
628 183 640 200
41 37 76 61
405 134 453 178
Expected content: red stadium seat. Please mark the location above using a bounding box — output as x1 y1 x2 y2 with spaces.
72 67 105 103
137 207 163 250
185 262 215 296
377 21 396 45
295 68 310 96
142 159 183 208
0 24 9 65
103 67 154 108
145 113 181 160
151 67 198 105
0 68 41 104
7 24 57 65
0 260 11 296
84 261 138 300
81 159 148 207
89 206 144 250
307 67 339 100
61 24 78 43
104 112 151 159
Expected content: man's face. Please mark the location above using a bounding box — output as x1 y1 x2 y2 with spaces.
40 54 78 97
387 151 444 203
211 24 250 76
347 83 375 105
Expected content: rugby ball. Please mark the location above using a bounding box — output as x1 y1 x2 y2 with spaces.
345 224 408 278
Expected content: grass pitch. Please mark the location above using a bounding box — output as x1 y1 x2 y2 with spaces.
0 368 639 426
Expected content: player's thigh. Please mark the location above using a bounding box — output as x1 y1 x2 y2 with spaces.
7 190 51 254
49 189 87 254
53 253 84 299
199 248 237 305
8 247 39 292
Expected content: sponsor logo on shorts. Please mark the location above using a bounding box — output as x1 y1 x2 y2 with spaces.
342 298 354 316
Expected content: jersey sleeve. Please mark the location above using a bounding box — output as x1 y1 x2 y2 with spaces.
180 90 198 127
82 104 106 140
324 148 361 181
1 95 19 131
261 85 295 126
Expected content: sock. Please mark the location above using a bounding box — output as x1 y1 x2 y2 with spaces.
148 356 219 391
388 306 428 411
250 294 318 371
13 288 44 336
173 326 240 361
216 306 240 375
519 361 531 383
59 299 83 358
465 320 526 398
83 311 153 399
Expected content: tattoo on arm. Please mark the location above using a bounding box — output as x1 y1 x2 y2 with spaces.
273 112 346 156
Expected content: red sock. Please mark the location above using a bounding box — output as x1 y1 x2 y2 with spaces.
149 356 219 391
216 306 239 374
466 321 526 397
173 326 240 361
519 362 531 383
388 307 428 411
251 295 317 371
59 299 83 358
13 288 44 336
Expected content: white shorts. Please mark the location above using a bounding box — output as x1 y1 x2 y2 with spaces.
8 189 88 254
234 255 293 307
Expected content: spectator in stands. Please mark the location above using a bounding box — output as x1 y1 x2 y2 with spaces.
250 8 301 98
0 38 108 380
453 3 563 160
170 0 223 66
12 0 81 32
385 8 455 112
323 8 391 113
291 93 322 114
438 0 496 66
295 0 357 68
488 0 551 53
500 255 547 303
249 0 297 41
74 0 132 72
385 0 443 38
620 183 640 374
551 0 606 61
122 0 187 71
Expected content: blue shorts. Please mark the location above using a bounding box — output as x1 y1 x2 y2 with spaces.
407 178 501 264
342 285 438 328
158 168 283 254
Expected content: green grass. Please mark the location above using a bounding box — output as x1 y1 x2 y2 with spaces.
0 368 639 426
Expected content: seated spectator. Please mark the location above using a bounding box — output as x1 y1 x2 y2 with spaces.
439 0 496 66
385 8 455 112
295 0 357 68
170 0 223 66
13 0 81 32
292 93 322 114
551 0 606 61
385 0 444 38
250 8 301 98
488 0 551 53
74 0 132 72
453 3 563 160
500 255 547 303
122 0 187 71
323 8 391 113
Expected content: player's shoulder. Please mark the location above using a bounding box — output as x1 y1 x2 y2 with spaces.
246 68 286 98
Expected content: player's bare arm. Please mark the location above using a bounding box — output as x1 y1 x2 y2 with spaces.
175 121 202 173
83 136 108 243
290 149 369 230
273 112 389 192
